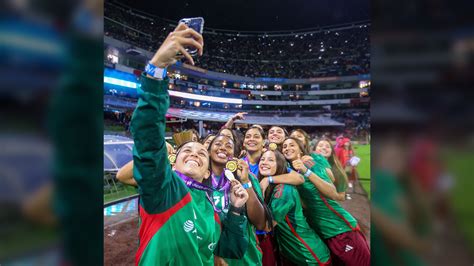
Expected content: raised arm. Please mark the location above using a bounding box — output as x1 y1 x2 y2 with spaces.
222 112 247 129
131 23 203 213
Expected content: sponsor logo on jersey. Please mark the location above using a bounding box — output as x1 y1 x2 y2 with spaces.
208 242 216 251
345 244 354 252
183 220 194 232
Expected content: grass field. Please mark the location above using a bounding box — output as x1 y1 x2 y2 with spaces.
354 144 371 198
104 185 138 204
447 151 474 253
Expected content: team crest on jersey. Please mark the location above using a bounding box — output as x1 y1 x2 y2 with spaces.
273 185 284 198
208 242 216 251
183 220 194 232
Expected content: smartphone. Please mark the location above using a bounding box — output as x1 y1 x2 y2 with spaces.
178 17 204 56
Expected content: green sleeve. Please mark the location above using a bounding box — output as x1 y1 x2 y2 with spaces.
311 153 331 169
270 185 295 222
130 74 187 214
214 212 249 259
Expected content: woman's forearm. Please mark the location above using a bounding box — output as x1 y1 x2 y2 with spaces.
116 160 137 186
272 171 304 186
307 172 338 200
245 188 266 230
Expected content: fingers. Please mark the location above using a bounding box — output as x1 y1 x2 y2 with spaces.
230 179 241 188
178 46 195 65
235 186 246 197
176 36 203 56
177 28 204 47
174 22 188 32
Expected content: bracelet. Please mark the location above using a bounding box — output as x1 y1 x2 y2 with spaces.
268 176 274 184
145 62 167 79
229 204 245 215
304 169 313 178
242 182 252 189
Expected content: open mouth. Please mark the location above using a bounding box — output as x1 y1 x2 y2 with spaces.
185 158 200 167
246 142 257 148
217 152 227 159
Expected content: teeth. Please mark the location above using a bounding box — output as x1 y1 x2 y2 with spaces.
186 160 199 167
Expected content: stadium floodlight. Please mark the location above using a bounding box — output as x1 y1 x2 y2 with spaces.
104 76 242 104
104 77 138 88
168 90 242 104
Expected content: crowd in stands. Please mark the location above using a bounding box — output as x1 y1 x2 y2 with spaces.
104 108 370 142
104 2 370 79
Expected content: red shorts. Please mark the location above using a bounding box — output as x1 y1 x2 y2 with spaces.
326 230 370 266
258 233 280 266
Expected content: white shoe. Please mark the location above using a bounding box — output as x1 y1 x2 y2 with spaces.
348 183 353 188
346 194 352 200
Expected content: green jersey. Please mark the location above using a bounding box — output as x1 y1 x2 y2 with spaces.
269 184 331 265
225 174 264 266
310 153 347 192
297 154 358 239
131 74 248 266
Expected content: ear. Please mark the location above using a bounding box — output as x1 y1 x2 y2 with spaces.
202 169 211 180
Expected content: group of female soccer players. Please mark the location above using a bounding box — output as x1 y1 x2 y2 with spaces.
123 22 370 266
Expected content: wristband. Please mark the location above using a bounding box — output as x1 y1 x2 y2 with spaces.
242 182 252 189
268 176 274 184
304 169 313 178
229 204 245 215
145 62 167 79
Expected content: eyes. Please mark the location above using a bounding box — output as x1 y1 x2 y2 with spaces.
245 134 262 140
213 141 233 150
181 147 208 158
270 129 283 135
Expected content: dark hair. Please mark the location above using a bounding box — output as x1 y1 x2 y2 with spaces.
314 138 348 192
268 126 289 138
283 137 309 160
201 134 216 145
245 125 266 139
290 129 310 154
189 128 200 141
258 149 289 205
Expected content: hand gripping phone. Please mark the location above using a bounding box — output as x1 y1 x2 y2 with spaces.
178 17 204 56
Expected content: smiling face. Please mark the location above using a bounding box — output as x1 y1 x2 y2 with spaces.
268 126 286 144
315 140 332 158
290 131 305 144
173 142 210 182
258 151 277 176
244 128 264 152
282 138 303 161
219 129 234 141
203 135 215 149
209 135 234 165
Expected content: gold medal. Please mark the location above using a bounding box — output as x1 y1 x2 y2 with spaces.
168 154 177 165
226 160 238 172
269 142 278 151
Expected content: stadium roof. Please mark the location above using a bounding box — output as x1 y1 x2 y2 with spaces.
110 0 369 32
167 108 344 127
